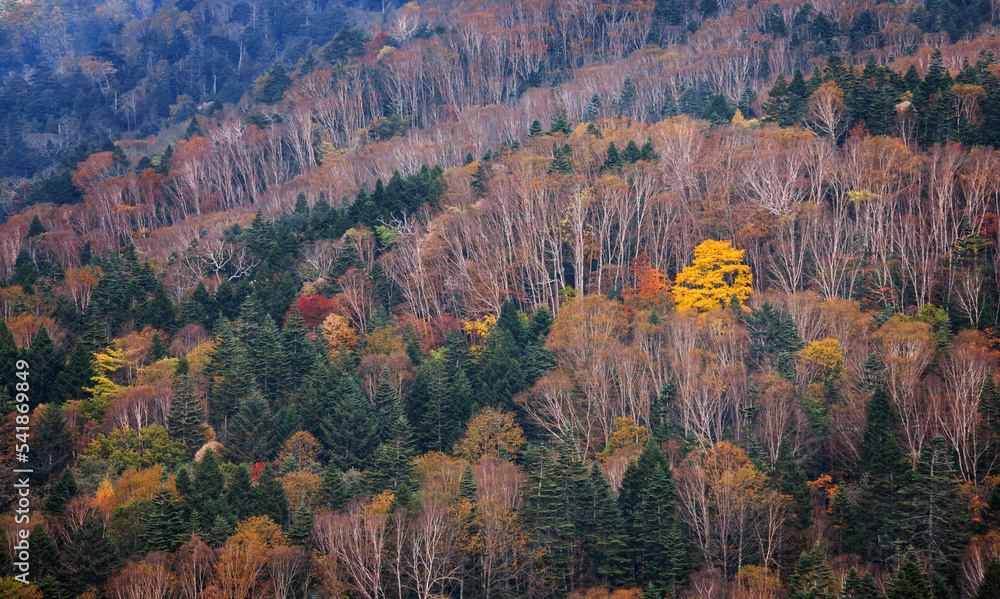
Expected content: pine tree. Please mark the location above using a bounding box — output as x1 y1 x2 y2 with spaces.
585 93 603 121
322 376 379 470
282 304 316 391
981 373 1000 437
44 467 78 515
373 374 400 442
894 436 969 572
26 215 46 238
589 463 628 585
147 282 177 333
205 320 255 429
976 559 1000 599
54 341 96 404
617 76 637 115
0 322 17 401
887 549 932 599
738 82 757 118
459 465 478 502
604 142 622 169
29 324 65 408
251 463 289 525
637 462 684 592
289 503 313 547
845 568 886 599
619 442 667 581
31 523 65 596
64 514 117 596
147 331 167 361
144 487 188 552
247 314 288 401
549 108 572 135
845 386 909 562
320 463 347 510
622 140 643 163
168 374 208 457
529 118 543 137
520 449 574 594
661 93 679 118
475 329 526 411
33 404 72 486
227 465 253 519
225 391 277 463
367 412 417 493
789 548 839 599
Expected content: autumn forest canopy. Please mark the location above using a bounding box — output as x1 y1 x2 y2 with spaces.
7 0 1000 596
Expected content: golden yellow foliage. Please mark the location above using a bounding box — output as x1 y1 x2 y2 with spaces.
368 490 396 515
364 326 407 355
598 418 650 462
733 566 782 599
321 313 357 361
282 471 322 510
673 239 753 312
461 314 497 354
798 338 844 387
453 407 527 462
232 515 289 548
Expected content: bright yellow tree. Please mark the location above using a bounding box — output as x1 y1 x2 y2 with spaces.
673 239 753 311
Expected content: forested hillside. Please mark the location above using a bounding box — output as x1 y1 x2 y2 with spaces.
5 0 1000 596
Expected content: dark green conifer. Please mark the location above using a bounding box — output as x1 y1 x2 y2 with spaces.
887 549 932 599
168 374 208 457
976 559 1000 599
251 463 288 525
367 412 417 493
788 548 839 599
28 324 64 408
44 467 78 515
64 514 117 595
288 503 313 547
604 142 622 169
320 463 347 510
549 108 572 135
617 76 637 115
227 465 253 519
54 341 96 404
529 118 543 137
322 376 379 470
894 436 968 572
144 486 187 552
459 465 478 502
585 93 603 121
225 391 277 463
34 404 72 486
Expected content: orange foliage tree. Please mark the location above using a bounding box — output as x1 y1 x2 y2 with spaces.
621 254 672 315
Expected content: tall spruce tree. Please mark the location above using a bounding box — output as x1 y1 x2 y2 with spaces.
322 376 379 470
894 436 969 573
168 374 208 457
320 463 347 510
251 463 289 525
29 324 65 408
789 548 839 599
54 341 96 404
887 549 932 599
367 412 417 493
225 391 277 463
205 319 255 430
846 386 909 563
144 487 188 552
